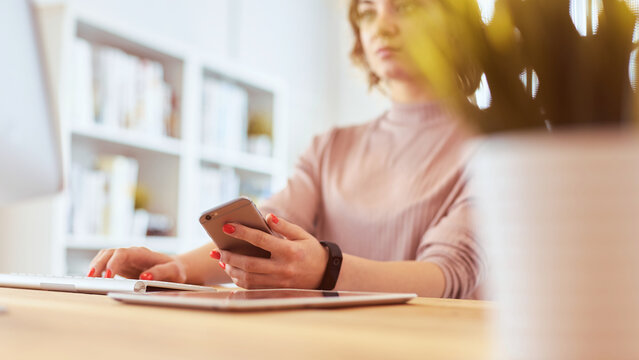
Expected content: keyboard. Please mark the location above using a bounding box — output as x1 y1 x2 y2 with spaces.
0 273 217 294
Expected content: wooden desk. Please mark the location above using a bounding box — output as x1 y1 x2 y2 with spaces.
0 288 493 359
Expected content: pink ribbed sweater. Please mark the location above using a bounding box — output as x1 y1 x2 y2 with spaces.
261 102 484 299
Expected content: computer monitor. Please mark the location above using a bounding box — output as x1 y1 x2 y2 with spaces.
0 0 63 206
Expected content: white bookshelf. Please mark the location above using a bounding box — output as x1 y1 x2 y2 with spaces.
38 4 288 275
71 124 183 156
201 148 276 175
66 235 179 253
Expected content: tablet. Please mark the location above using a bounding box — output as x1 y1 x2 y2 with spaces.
108 289 417 311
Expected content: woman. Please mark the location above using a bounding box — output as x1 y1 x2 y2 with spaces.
88 0 484 299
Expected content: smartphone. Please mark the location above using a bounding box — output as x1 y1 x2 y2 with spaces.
199 197 272 258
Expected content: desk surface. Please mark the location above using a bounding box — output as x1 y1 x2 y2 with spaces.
0 288 493 360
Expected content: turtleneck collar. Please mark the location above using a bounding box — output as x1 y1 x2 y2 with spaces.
385 101 452 126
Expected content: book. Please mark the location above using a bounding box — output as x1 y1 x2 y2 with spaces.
201 78 249 151
70 164 107 236
72 40 178 137
199 166 240 212
70 156 140 241
72 38 94 126
96 156 139 240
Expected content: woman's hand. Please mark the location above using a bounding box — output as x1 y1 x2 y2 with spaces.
211 214 328 289
87 246 187 283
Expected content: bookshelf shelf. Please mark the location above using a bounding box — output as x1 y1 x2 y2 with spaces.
200 148 275 175
66 235 180 254
36 3 288 276
72 125 182 156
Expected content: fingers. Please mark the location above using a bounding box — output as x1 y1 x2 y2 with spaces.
87 247 173 279
224 264 287 289
105 248 132 278
224 223 287 253
265 213 309 240
219 250 282 275
218 248 298 289
141 261 187 283
88 249 115 277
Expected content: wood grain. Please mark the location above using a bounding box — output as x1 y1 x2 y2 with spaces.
0 288 493 360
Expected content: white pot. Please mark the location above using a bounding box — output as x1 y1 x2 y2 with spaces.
471 130 639 360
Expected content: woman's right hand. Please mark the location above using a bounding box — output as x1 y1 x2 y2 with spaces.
87 247 187 283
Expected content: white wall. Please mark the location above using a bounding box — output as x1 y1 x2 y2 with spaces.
72 0 231 59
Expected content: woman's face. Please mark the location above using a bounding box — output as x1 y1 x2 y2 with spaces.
356 0 431 85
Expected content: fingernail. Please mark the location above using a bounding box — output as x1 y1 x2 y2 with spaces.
87 268 96 277
105 269 112 278
271 214 279 224
140 272 153 281
210 250 221 260
222 224 236 234
219 262 226 270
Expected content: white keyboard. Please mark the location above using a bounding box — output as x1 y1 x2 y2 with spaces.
0 273 216 294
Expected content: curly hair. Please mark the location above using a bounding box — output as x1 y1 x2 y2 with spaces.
348 0 381 89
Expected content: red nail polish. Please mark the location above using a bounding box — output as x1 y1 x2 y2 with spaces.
222 224 236 234
140 273 153 281
219 262 226 270
87 268 96 277
210 250 221 260
271 214 279 224
105 269 112 278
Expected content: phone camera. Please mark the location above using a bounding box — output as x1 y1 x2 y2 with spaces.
205 215 212 221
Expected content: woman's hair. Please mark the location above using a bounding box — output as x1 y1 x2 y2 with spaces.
348 0 381 89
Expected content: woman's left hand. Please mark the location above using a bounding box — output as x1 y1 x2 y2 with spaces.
212 214 329 289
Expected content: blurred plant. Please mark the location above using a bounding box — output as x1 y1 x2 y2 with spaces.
247 112 273 137
406 0 638 133
134 185 150 210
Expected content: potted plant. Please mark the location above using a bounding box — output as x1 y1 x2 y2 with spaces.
406 1 639 359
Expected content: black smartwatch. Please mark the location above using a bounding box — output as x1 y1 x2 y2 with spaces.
318 241 343 291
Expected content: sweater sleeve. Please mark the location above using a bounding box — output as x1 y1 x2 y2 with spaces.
416 180 486 299
259 130 335 235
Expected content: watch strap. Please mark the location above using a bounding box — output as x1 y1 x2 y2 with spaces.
318 241 343 291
